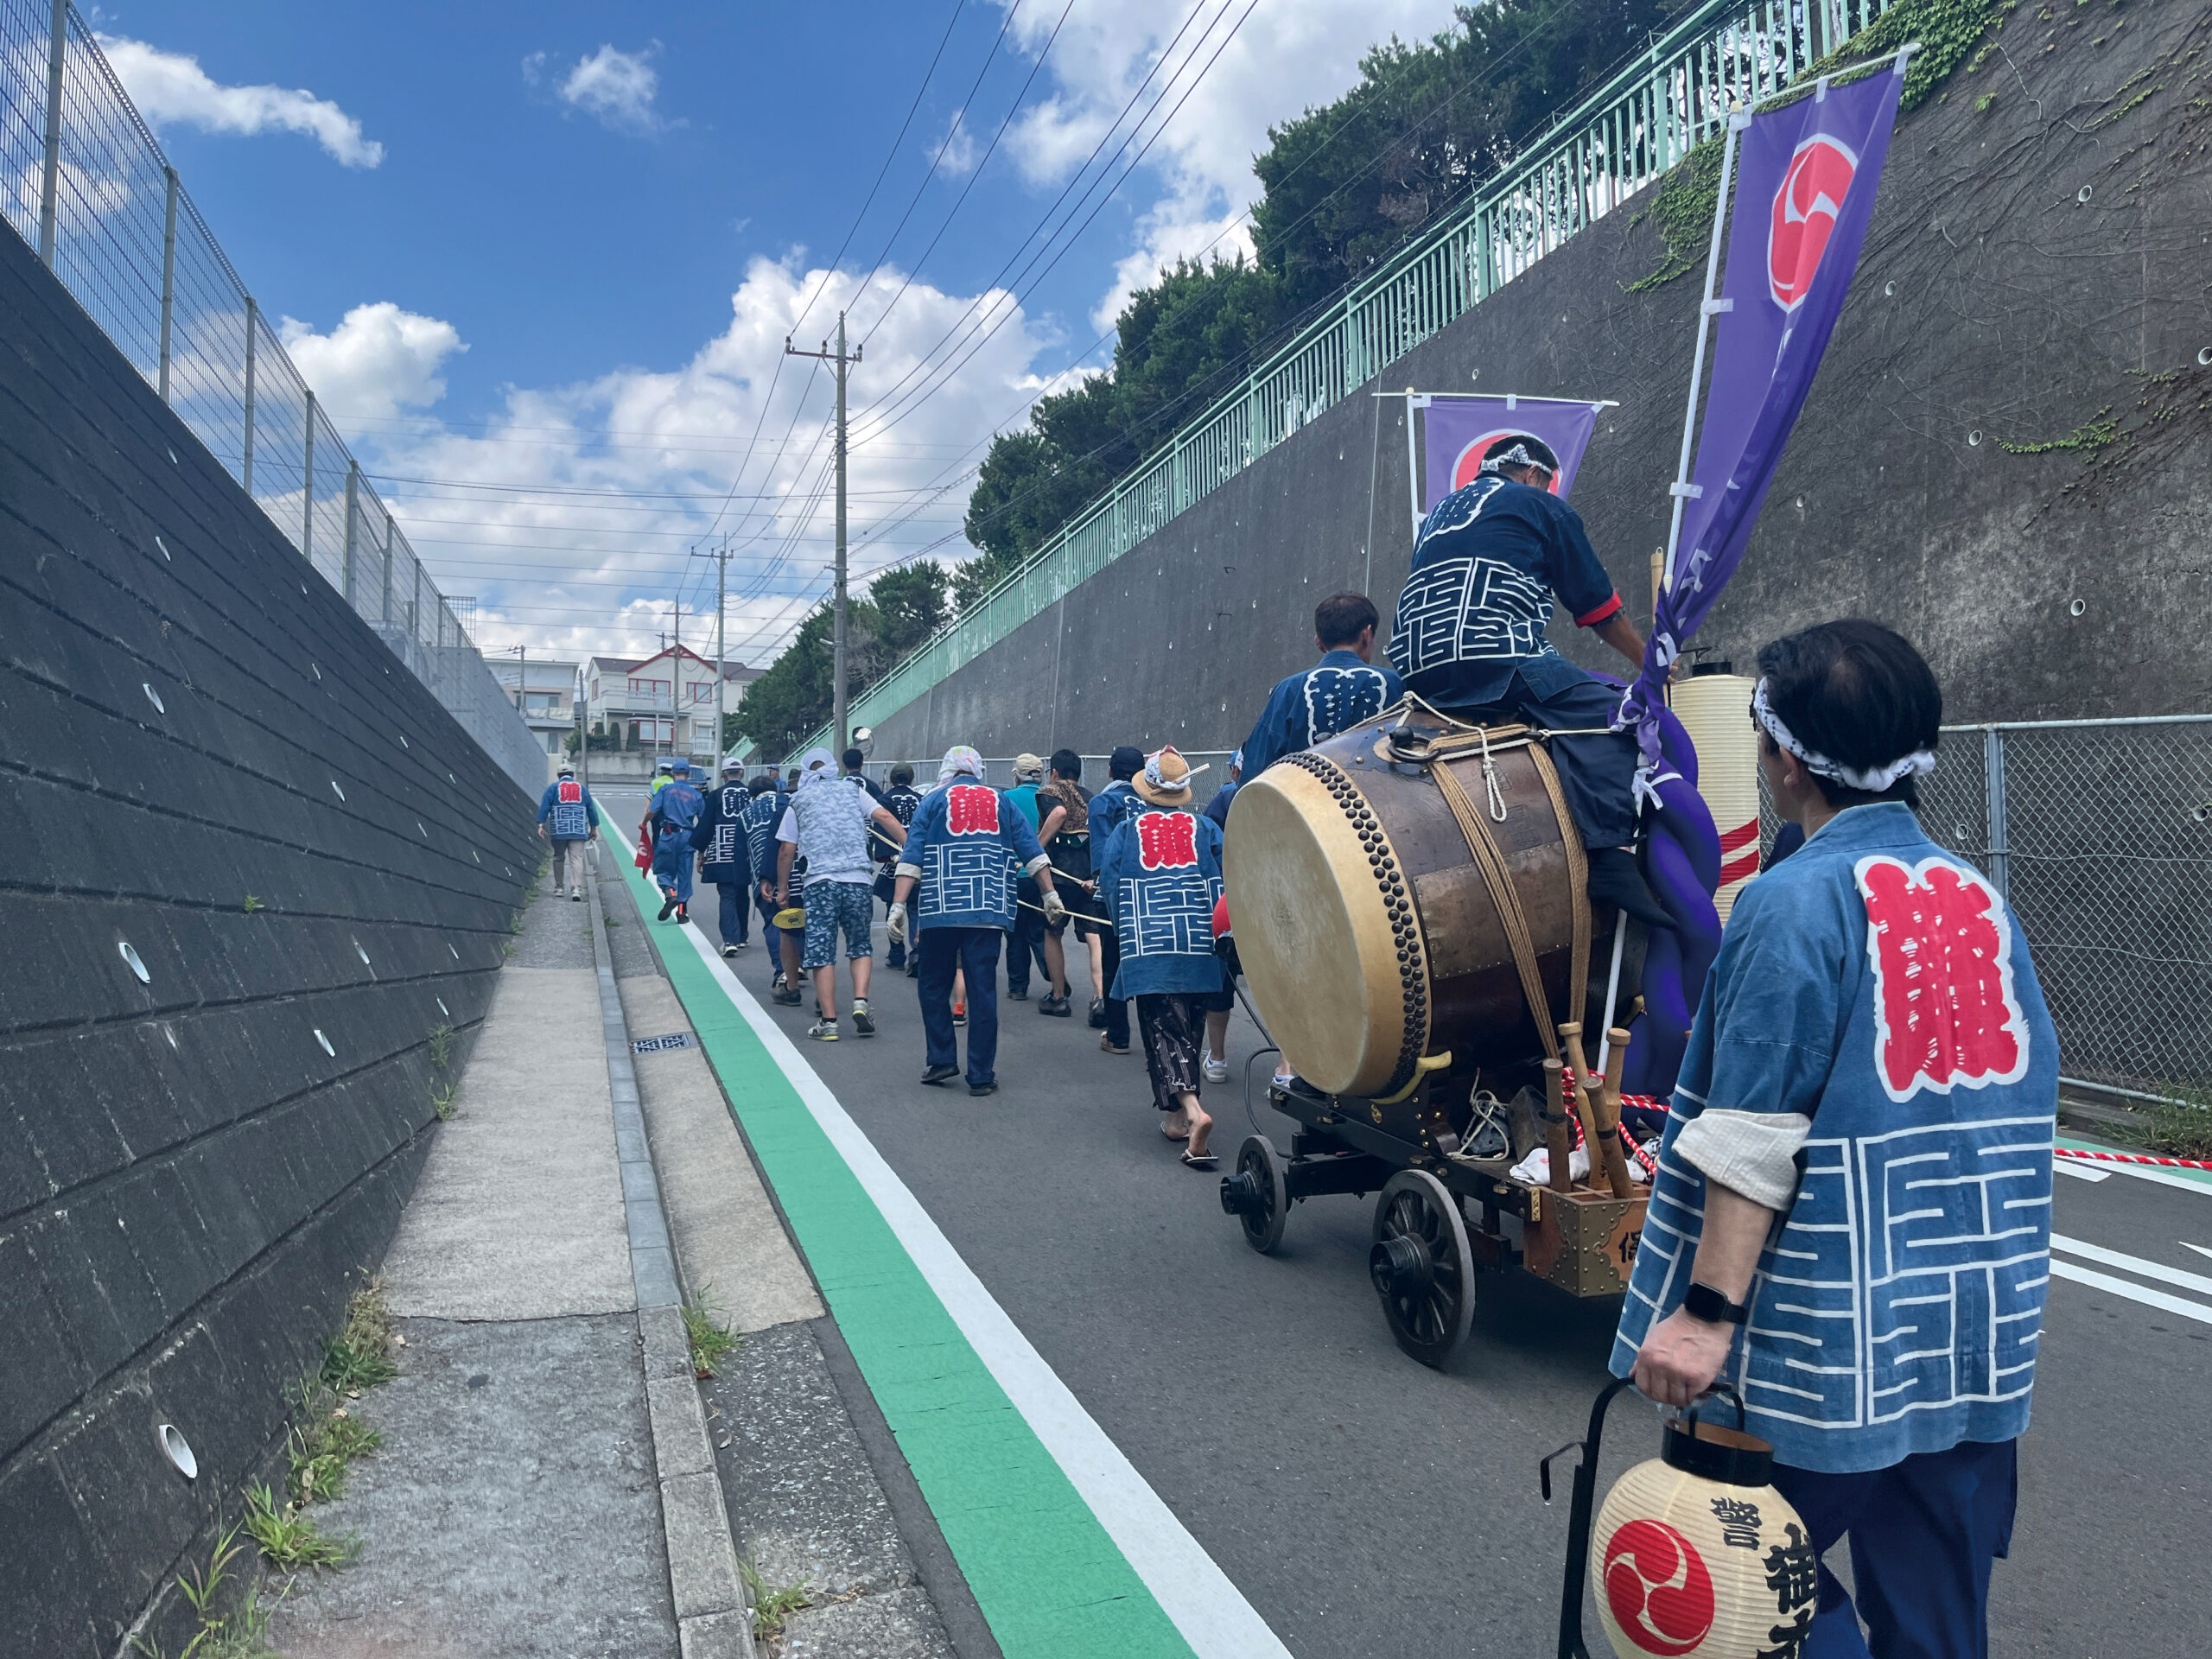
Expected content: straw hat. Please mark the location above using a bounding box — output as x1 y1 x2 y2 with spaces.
1134 746 1206 806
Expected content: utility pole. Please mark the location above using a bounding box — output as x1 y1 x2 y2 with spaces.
671 599 681 762
714 536 730 767
786 313 862 753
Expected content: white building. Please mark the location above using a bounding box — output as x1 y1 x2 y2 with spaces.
487 657 581 762
583 646 758 762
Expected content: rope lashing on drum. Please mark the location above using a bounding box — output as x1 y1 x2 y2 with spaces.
1434 760 1562 1061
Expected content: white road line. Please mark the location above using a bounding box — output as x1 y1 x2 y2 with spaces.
2049 1261 2212 1326
2050 1234 2212 1299
2184 1243 2212 1265
2063 1155 2212 1197
2056 1160 2111 1183
609 824 1291 1659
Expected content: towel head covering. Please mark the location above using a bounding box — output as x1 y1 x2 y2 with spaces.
1751 678 1936 794
938 745 985 786
1134 746 1208 806
557 762 575 777
797 746 838 786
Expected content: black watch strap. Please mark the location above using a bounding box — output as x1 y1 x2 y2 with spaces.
1682 1281 1751 1325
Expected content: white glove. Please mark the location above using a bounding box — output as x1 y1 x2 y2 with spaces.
1041 889 1066 925
887 906 907 944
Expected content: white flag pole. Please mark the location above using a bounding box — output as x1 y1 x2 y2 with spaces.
1404 388 1423 537
1659 105 1750 595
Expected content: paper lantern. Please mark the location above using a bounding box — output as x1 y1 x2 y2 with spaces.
1669 673 1761 922
1590 1412 1817 1659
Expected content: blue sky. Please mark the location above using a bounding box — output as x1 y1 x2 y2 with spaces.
91 0 1461 665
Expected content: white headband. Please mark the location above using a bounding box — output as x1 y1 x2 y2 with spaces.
1478 441 1554 477
1752 678 1936 793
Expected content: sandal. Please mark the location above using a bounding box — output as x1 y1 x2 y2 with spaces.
1161 1121 1189 1142
1179 1149 1218 1170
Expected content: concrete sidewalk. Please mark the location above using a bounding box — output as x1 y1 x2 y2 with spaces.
267 868 738 1659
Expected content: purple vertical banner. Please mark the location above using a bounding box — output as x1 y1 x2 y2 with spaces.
1618 61 1908 766
1417 395 1602 513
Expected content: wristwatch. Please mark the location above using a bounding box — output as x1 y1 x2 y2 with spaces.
1681 1281 1751 1325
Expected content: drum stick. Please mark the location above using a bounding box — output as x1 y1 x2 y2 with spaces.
1557 1023 1608 1192
1016 898 1115 929
1540 1058 1573 1195
1592 1026 1637 1198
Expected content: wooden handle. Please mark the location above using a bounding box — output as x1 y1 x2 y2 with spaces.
1540 1058 1573 1195
1555 1023 1605 1189
1589 1026 1637 1198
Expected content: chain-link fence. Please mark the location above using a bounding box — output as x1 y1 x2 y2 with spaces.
0 2 543 793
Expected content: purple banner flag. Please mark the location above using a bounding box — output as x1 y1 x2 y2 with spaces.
1618 60 1907 772
1417 394 1601 514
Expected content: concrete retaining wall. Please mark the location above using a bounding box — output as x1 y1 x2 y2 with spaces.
0 218 538 1656
862 8 2212 764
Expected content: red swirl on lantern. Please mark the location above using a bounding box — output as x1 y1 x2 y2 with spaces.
1602 1518 1716 1656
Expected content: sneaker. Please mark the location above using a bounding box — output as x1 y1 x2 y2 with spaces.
721 944 740 959
919 1064 959 1087
658 892 678 920
904 960 918 979
732 939 748 952
952 1007 967 1027
1039 995 1071 1018
1203 1057 1230 1084
968 1079 998 1096
1101 1033 1129 1055
1007 987 1031 1002
808 1020 839 1042
772 988 804 1007
772 970 787 992
570 886 582 902
676 904 689 923
1087 998 1106 1029
851 1001 875 1038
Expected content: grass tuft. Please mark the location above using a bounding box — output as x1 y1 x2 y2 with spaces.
132 1520 281 1659
242 895 263 914
430 1083 457 1122
683 1287 741 1378
243 1482 354 1570
427 1022 454 1069
320 1281 399 1395
2139 1094 2212 1161
286 1402 381 1507
741 1557 812 1642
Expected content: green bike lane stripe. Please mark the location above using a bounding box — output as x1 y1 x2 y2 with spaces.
607 830 1287 1659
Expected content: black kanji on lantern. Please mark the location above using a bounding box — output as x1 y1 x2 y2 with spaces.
1710 1496 1763 1548
1754 1607 1814 1658
1763 1522 1819 1611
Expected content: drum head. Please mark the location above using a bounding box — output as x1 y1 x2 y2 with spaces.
1224 760 1414 1097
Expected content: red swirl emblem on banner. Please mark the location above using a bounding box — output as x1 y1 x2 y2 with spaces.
1769 135 1859 311
946 785 1001 836
1602 1520 1715 1656
1451 429 1567 495
1136 810 1198 871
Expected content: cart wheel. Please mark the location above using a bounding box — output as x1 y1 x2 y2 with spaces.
1230 1135 1288 1254
1368 1169 1477 1368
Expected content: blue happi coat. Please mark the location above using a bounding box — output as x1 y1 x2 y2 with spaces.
536 778 601 842
895 779 1048 932
1241 649 1403 778
693 780 753 887
648 780 704 862
1611 803 2059 1473
1096 806 1225 999
741 790 788 893
1389 475 1621 709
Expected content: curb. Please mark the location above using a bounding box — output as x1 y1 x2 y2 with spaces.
585 863 758 1659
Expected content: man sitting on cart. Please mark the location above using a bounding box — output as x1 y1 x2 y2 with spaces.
1387 433 1668 927
1614 620 2057 1658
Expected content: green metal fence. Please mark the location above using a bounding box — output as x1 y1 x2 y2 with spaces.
799 0 1894 758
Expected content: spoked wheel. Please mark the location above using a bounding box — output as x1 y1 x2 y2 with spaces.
1368 1169 1477 1368
1224 1135 1288 1254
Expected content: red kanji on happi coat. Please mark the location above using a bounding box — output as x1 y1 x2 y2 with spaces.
1856 855 2031 1103
1136 810 1198 871
947 785 1001 836
557 780 582 804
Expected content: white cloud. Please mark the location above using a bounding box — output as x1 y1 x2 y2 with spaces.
280 302 466 423
95 34 384 168
993 0 1461 326
344 257 1067 665
526 42 666 136
934 108 982 178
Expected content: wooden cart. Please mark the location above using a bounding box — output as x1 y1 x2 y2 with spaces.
1218 1068 1645 1368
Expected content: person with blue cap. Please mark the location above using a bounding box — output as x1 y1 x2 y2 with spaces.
535 760 601 900
646 758 705 922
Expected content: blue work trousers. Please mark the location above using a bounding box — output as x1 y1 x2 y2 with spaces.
917 925 1001 1088
1005 882 1050 994
652 841 694 906
1771 1436 2018 1659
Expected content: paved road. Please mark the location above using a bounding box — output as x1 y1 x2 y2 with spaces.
596 785 2211 1658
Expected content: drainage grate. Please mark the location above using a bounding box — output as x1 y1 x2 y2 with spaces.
630 1033 693 1055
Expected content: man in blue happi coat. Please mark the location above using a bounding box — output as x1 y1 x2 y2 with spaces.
889 746 1065 1096
1389 434 1668 926
535 761 601 900
646 758 705 923
1241 593 1404 779
692 756 753 958
1096 747 1227 1167
736 776 802 1000
1085 746 1146 1055
1614 621 2057 1659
